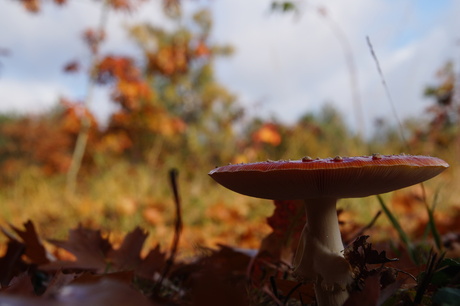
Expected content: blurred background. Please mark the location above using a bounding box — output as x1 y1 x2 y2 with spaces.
0 0 458 254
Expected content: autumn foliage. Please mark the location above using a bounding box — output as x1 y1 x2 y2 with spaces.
1 1 460 305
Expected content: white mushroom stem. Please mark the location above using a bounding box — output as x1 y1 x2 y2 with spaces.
293 197 352 306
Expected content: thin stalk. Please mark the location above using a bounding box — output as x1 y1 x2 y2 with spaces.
66 1 109 194
324 14 364 139
366 36 409 151
154 169 183 292
421 184 443 250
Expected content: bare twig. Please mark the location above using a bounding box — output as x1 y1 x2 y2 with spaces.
155 169 183 291
321 9 365 138
270 276 279 299
263 284 284 306
283 282 303 305
393 268 417 282
66 1 110 194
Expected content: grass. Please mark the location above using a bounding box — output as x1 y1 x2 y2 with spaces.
0 161 274 256
0 155 458 305
0 163 454 254
0 146 457 263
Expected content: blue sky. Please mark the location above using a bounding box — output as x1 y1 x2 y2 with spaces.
385 0 452 52
0 0 459 136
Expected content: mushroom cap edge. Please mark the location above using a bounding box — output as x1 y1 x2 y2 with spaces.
209 155 449 200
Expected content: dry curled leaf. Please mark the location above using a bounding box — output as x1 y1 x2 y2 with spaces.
172 245 251 305
45 225 112 272
63 61 80 73
259 200 305 263
344 274 381 306
10 220 49 265
56 278 153 306
346 235 398 268
108 227 148 270
0 238 26 287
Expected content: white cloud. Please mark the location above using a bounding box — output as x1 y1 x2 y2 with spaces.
0 0 458 137
210 0 459 136
0 79 63 113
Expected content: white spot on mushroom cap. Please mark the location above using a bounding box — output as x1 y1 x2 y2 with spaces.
333 156 343 162
302 156 313 162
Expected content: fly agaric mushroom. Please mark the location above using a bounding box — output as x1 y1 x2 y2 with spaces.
209 154 448 306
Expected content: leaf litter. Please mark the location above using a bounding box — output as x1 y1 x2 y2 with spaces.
0 196 459 305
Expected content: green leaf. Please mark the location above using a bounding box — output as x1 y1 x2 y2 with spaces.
282 2 296 12
271 1 297 13
425 189 443 250
431 258 460 287
432 287 460 306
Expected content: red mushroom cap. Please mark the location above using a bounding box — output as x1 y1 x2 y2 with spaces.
209 155 449 200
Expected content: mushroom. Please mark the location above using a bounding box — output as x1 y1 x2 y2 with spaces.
209 154 448 306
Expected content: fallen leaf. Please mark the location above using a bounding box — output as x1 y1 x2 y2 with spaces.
0 239 26 287
56 278 153 306
136 244 167 279
108 227 147 270
71 271 134 285
10 220 49 265
173 245 251 305
1 272 35 296
41 270 79 298
259 200 305 263
44 225 112 272
344 274 381 306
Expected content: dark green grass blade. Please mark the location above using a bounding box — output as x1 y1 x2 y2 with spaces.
425 190 443 251
376 194 417 263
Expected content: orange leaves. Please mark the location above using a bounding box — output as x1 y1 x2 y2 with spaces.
59 98 98 134
18 0 66 13
260 200 305 263
93 54 188 155
143 33 213 77
108 0 145 12
252 123 282 146
194 40 211 58
107 105 185 140
97 56 139 85
115 81 153 110
83 29 105 54
142 206 165 225
0 100 99 176
147 44 190 76
63 60 80 73
96 55 153 110
19 0 40 13
266 200 304 238
97 131 133 154
0 116 72 175
94 55 187 154
205 202 247 224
